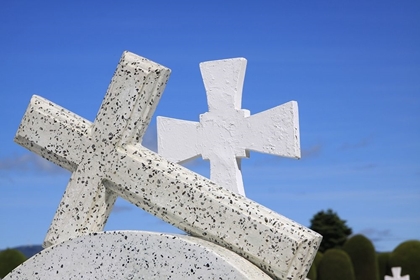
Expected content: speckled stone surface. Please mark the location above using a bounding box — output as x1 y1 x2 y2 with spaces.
14 52 321 280
158 58 300 195
15 51 171 248
4 231 272 279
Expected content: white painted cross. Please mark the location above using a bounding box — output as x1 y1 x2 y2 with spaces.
15 52 321 280
157 58 300 195
385 267 410 280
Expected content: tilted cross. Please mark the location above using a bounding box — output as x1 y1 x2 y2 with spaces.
15 52 320 280
385 267 410 280
157 58 300 195
15 51 171 247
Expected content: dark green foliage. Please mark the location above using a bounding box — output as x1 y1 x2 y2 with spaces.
389 240 420 280
307 263 317 280
310 209 352 253
377 252 391 280
317 249 356 280
343 234 379 280
313 251 323 268
12 245 43 258
0 249 27 278
307 251 323 280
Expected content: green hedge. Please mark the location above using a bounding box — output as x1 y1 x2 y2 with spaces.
307 264 317 280
377 252 391 280
389 240 420 280
317 249 355 280
307 251 324 280
343 234 379 280
0 249 27 278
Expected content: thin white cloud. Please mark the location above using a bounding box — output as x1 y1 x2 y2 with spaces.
302 144 322 158
0 153 68 175
357 228 394 242
142 124 158 152
111 205 133 213
339 136 372 151
250 188 420 204
352 163 377 170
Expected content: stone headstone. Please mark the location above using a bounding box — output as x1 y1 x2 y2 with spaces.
158 58 300 195
13 51 321 280
385 267 410 280
4 231 272 279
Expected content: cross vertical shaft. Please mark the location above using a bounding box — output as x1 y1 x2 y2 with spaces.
14 53 320 280
15 52 171 247
158 58 300 195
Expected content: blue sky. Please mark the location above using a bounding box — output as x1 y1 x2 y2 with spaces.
0 1 419 252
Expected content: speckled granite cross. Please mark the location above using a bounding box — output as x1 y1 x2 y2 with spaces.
15 51 321 280
15 52 170 248
158 58 300 195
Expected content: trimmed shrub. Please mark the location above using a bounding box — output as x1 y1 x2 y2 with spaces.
318 249 356 280
377 252 391 280
307 262 317 280
343 234 379 280
307 251 323 280
313 251 323 268
389 240 420 280
0 249 27 278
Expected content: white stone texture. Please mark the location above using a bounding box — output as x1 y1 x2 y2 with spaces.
158 58 300 195
14 52 321 280
4 231 272 279
385 267 410 280
15 51 171 248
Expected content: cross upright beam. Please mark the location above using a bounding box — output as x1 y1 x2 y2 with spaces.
157 58 300 195
385 267 410 280
15 51 171 247
15 52 320 280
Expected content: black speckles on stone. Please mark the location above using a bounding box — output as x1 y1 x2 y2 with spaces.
12 52 320 280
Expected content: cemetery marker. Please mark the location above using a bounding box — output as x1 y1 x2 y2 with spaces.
15 52 170 248
385 267 410 280
158 58 300 195
14 51 321 280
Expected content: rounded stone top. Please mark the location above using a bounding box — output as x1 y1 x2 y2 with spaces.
4 230 271 280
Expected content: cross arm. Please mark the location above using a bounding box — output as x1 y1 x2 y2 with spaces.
240 100 301 159
157 116 200 163
14 95 92 172
107 145 321 280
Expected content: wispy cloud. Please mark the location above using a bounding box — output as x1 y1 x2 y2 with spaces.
358 228 394 243
302 144 322 158
355 228 410 251
352 163 378 170
182 157 207 168
251 188 420 204
247 143 323 168
0 153 68 175
142 125 158 152
111 205 133 213
339 136 372 151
